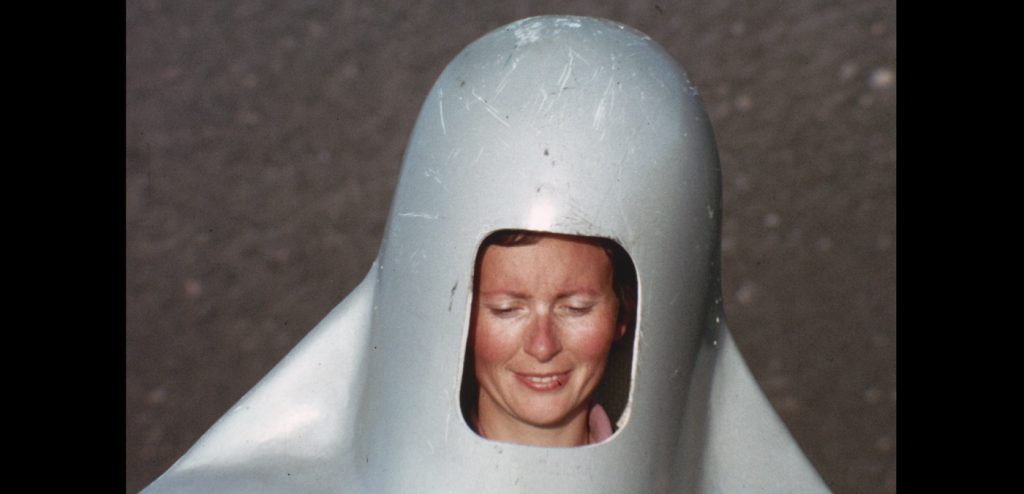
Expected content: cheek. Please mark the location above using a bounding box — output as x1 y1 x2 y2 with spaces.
473 317 516 367
565 317 618 363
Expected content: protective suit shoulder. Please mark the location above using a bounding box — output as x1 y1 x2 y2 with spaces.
695 327 831 493
139 267 379 494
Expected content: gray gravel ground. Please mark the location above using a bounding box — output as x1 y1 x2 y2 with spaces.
126 1 896 492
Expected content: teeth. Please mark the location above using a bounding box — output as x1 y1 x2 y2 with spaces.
526 375 558 383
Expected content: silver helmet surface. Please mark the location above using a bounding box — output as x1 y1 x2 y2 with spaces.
141 15 830 493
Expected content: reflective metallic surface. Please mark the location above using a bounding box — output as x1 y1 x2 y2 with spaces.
141 16 829 493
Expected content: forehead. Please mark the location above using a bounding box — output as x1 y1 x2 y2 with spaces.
477 236 613 288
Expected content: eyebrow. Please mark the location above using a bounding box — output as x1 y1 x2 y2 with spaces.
556 290 600 298
477 291 530 299
477 290 601 300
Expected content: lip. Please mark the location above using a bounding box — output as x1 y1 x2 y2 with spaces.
515 371 570 392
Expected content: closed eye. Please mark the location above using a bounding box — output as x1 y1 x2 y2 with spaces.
488 306 524 318
559 305 593 316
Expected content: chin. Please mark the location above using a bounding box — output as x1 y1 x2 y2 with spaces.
515 399 581 428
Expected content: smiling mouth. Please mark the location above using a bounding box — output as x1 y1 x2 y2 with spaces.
516 372 569 391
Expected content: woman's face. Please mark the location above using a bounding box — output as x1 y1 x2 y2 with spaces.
473 235 626 434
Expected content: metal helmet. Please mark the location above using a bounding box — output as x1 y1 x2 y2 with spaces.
142 15 829 494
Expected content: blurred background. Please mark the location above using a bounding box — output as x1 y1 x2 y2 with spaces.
125 1 896 492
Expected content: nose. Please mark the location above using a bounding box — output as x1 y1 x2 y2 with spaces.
524 311 561 362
